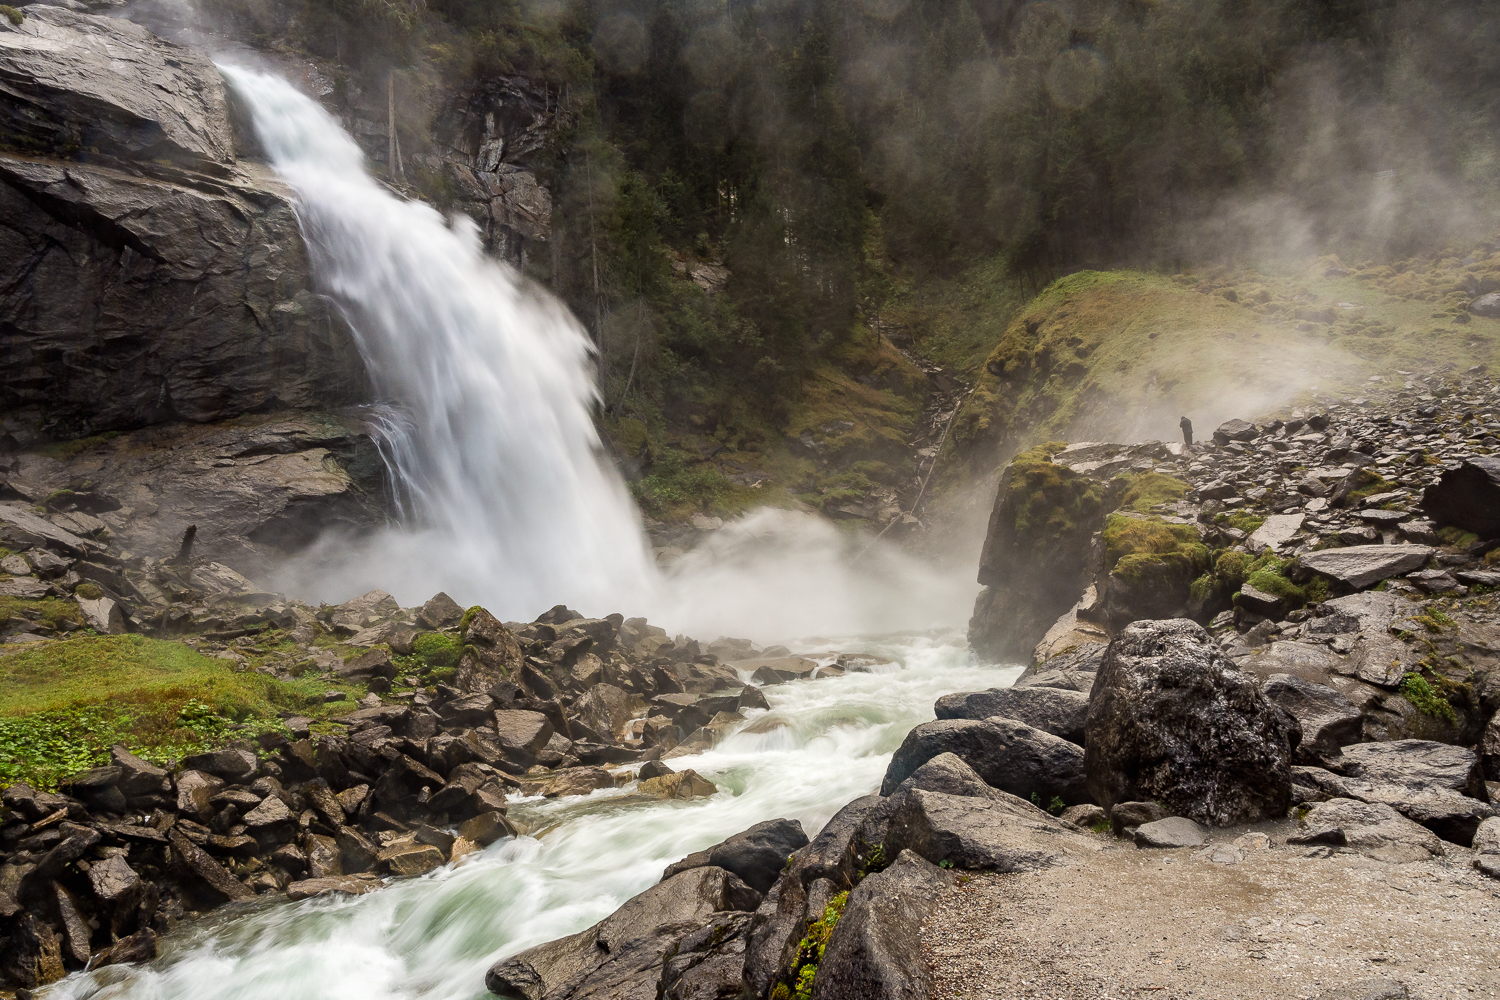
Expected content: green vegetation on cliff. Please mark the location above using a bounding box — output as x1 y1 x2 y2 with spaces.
1102 514 1209 582
999 444 1107 559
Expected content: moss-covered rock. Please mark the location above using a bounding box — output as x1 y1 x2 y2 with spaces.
1091 515 1210 629
968 445 1119 663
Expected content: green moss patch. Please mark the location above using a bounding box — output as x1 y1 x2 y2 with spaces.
1216 510 1268 534
1400 672 1458 725
1116 472 1190 513
999 444 1107 557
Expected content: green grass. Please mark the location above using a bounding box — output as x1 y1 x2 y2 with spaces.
1217 510 1268 534
1102 515 1208 578
1116 472 1190 513
0 635 363 788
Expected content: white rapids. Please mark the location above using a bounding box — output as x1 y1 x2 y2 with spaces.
50 634 1020 1000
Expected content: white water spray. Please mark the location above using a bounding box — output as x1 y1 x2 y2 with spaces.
221 67 655 620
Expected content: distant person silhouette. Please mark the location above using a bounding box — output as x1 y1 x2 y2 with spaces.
1179 416 1193 448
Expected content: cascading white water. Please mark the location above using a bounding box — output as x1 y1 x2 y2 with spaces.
220 66 656 620
50 634 1019 1000
39 65 1014 1000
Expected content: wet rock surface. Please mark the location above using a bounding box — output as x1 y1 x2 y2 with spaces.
1084 619 1296 826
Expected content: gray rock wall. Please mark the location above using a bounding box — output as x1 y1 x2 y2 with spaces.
0 7 368 438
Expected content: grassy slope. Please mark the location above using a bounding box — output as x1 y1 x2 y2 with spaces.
941 243 1500 483
0 635 369 788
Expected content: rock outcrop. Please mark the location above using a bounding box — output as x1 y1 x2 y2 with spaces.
967 445 1115 662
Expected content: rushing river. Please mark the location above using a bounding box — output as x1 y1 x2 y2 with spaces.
51 633 1018 1000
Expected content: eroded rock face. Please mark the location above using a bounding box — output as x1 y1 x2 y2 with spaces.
2 414 384 575
1085 619 1295 825
0 7 234 170
0 9 366 439
968 448 1112 663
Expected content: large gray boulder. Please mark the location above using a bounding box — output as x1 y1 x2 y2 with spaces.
880 717 1089 806
661 818 809 894
1085 619 1295 825
883 788 1099 872
1013 642 1104 694
809 851 950 1000
740 797 878 1000
1261 674 1362 765
934 686 1090 745
484 866 759 1000
1421 456 1500 539
1340 740 1488 800
1472 291 1500 319
1290 798 1445 863
891 752 1005 801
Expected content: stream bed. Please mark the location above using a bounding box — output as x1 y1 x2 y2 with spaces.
52 633 1017 1000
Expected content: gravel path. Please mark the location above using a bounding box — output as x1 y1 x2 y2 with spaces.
924 822 1500 1000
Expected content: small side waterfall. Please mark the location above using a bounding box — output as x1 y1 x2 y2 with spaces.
221 66 655 617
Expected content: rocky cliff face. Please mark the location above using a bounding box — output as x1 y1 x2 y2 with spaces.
0 6 368 439
0 6 387 575
967 443 1119 663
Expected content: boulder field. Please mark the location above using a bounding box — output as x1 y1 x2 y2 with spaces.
474 372 1500 1000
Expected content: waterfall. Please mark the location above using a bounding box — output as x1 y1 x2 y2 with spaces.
220 66 656 618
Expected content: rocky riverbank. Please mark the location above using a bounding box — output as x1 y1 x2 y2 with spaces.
475 371 1500 1000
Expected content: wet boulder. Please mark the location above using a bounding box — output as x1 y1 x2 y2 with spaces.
491 710 555 767
881 717 1089 806
1299 545 1434 590
883 789 1098 872
1085 619 1295 825
456 609 525 693
1013 642 1105 695
417 591 464 628
891 752 1005 801
1290 798 1445 863
1213 419 1259 444
485 866 760 1000
661 818 809 893
934 686 1090 745
1261 674 1363 765
1340 740 1488 800
807 851 951 1000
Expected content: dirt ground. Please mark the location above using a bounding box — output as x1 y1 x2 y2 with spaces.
923 821 1500 1000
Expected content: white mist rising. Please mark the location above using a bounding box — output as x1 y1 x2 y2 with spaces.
224 67 975 643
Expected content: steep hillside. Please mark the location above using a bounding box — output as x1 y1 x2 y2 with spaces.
941 241 1500 486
